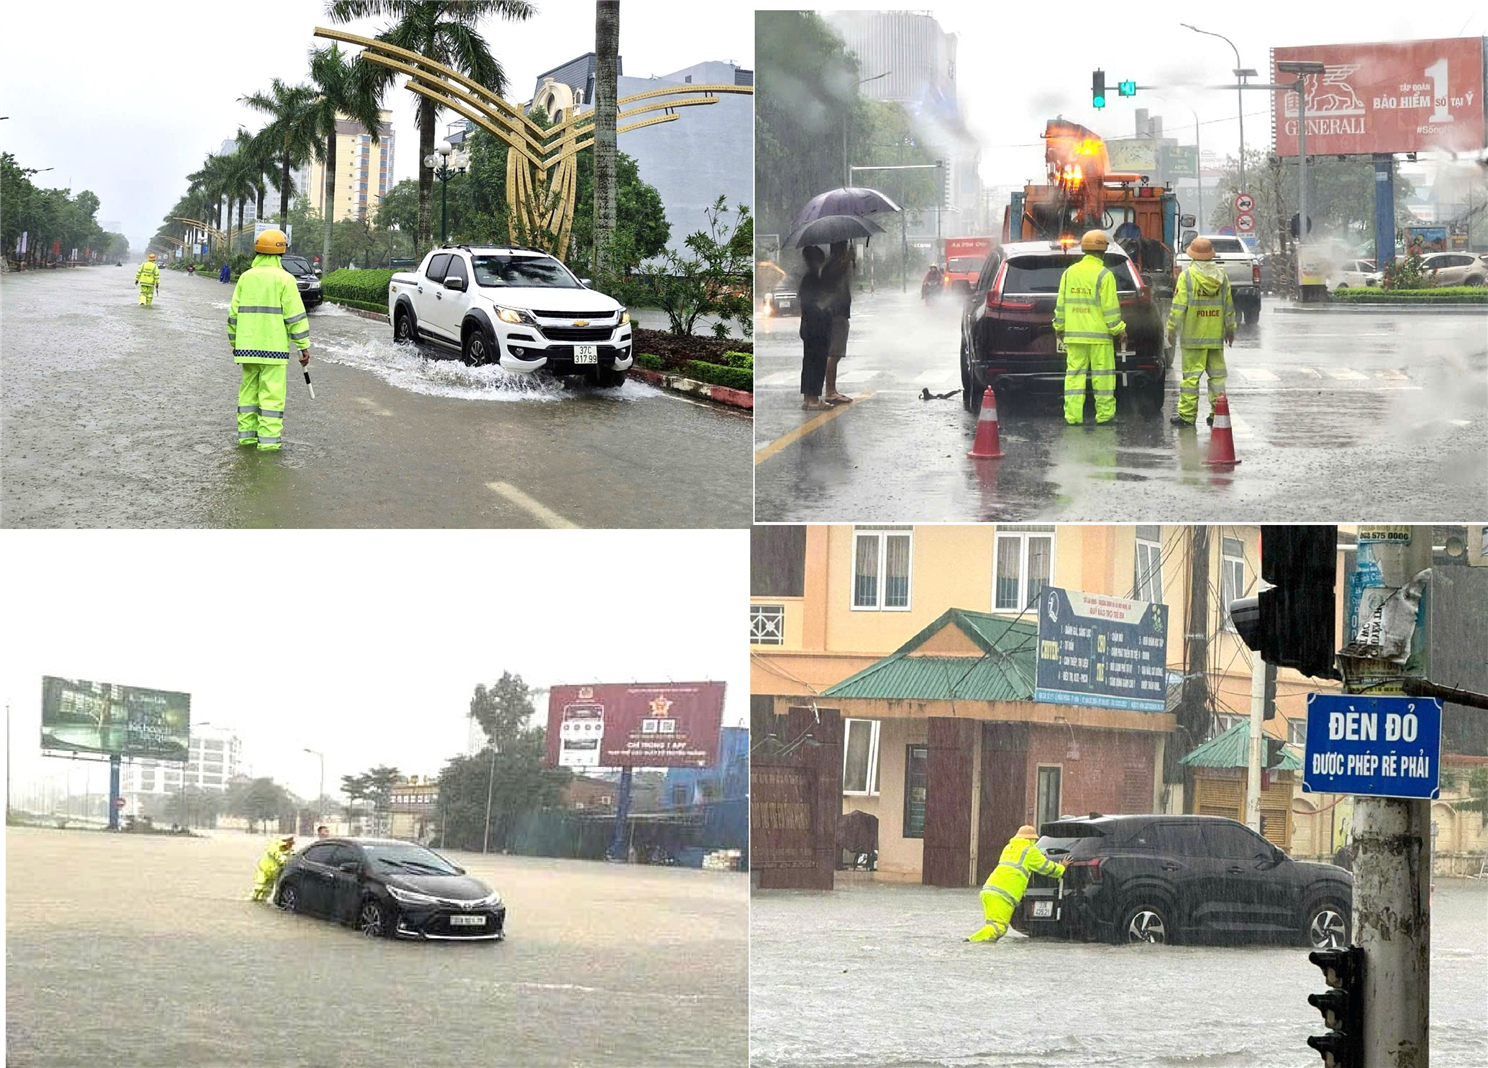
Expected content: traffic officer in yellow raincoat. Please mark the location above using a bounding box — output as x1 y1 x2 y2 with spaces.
967 824 1066 943
134 253 161 306
1053 230 1126 426
227 229 310 450
1166 236 1236 427
250 836 295 902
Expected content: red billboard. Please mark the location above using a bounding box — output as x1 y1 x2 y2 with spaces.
1272 38 1486 156
545 681 726 769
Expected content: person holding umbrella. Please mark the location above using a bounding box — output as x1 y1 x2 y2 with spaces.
821 241 855 404
797 246 832 409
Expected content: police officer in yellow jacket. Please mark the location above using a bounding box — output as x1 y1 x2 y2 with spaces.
1166 236 1236 427
968 824 1066 943
250 836 295 902
227 229 310 451
135 253 161 306
1053 230 1126 425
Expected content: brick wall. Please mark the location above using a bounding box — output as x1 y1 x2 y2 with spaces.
1023 724 1159 823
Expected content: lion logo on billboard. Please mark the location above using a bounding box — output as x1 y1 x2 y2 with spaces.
1286 64 1365 117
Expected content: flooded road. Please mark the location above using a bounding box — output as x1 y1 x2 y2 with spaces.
1 267 751 527
750 878 1488 1068
6 826 747 1067
753 291 1488 522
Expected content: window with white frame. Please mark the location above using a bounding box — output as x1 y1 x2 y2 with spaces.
842 719 881 795
750 604 785 645
1288 718 1307 747
1214 713 1245 735
852 528 913 611
1220 537 1248 631
993 526 1055 612
1134 525 1164 604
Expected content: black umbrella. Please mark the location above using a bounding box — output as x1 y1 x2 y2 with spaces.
786 213 884 249
793 186 902 228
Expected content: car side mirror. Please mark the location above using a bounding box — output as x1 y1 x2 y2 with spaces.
444 276 465 291
453 866 465 875
314 268 322 277
580 278 592 287
338 861 360 874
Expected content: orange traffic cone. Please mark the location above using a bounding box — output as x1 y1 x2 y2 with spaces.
1203 393 1241 467
967 387 1005 459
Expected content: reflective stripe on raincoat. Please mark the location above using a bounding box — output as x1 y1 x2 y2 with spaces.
1167 261 1236 345
1054 253 1125 344
228 254 310 364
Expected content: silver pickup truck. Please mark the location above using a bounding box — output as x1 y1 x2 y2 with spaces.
1175 235 1262 323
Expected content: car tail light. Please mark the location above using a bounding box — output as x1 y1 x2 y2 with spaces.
1252 262 1261 286
1066 857 1104 882
985 262 1009 309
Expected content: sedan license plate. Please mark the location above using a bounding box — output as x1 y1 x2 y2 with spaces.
573 344 599 364
449 914 487 926
1032 900 1054 918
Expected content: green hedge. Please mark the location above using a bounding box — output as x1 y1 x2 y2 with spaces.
720 351 754 370
322 268 395 305
684 360 753 392
326 296 389 316
635 353 666 372
1332 286 1488 304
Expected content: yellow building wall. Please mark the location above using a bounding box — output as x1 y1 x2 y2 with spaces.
838 718 927 880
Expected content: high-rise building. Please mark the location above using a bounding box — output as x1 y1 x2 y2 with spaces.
120 725 242 810
299 109 397 224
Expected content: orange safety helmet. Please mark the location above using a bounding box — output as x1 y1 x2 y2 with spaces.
1080 230 1109 253
254 228 289 255
147 253 157 260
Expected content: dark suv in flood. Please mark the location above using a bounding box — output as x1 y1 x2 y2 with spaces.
1014 814 1352 948
959 240 1169 417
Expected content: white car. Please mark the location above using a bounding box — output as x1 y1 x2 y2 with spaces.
1418 251 1488 288
388 245 633 387
1329 259 1381 289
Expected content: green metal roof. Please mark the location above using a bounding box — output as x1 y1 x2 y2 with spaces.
1180 720 1303 770
821 608 1039 702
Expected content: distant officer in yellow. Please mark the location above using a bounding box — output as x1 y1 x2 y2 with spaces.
1167 236 1236 427
250 836 295 902
1053 230 1127 425
227 229 310 451
135 253 161 306
967 824 1066 943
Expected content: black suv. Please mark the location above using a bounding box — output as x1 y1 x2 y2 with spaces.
281 254 322 308
959 240 1169 417
1014 814 1352 948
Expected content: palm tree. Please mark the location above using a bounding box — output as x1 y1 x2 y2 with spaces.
241 78 322 232
326 0 535 252
593 1 619 279
309 43 384 270
219 145 260 256
186 154 233 254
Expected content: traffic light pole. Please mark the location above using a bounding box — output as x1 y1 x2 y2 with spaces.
1346 527 1433 1068
1245 652 1266 832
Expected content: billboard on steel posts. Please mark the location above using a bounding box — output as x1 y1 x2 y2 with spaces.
1272 38 1486 156
40 676 191 761
1035 588 1170 713
546 682 726 769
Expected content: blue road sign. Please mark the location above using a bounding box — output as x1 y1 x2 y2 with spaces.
1303 694 1442 799
1035 587 1169 713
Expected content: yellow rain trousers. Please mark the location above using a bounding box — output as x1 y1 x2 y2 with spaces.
135 261 160 306
968 833 1066 943
250 843 293 901
1053 253 1125 425
1167 262 1236 424
227 253 309 451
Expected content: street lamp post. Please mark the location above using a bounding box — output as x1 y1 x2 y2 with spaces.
424 141 465 245
843 71 892 186
1181 24 1254 191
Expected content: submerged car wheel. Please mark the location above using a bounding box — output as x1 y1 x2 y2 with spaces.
279 882 300 914
1307 901 1350 949
586 365 628 388
1120 902 1172 945
462 325 495 367
358 898 389 938
393 310 418 345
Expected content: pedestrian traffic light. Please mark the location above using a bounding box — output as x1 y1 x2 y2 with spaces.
1092 69 1107 109
1118 79 1137 98
1230 526 1339 679
1306 946 1364 1067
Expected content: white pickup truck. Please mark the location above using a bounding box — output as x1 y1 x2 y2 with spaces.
1175 235 1262 324
387 244 633 386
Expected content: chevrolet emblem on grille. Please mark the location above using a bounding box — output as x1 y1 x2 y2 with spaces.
572 320 589 327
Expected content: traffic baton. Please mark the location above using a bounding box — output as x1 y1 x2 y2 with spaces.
303 368 316 399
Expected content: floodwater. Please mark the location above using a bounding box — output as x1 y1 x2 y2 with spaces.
0 267 752 527
752 290 1488 522
750 877 1488 1067
6 826 748 1067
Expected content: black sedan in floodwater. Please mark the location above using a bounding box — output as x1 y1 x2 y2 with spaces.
273 837 505 941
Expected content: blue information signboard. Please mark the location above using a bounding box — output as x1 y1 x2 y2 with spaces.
1035 587 1169 713
1303 694 1442 799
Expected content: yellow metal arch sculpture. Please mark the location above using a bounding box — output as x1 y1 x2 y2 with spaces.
312 26 752 260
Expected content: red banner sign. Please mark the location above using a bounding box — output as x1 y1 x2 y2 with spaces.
545 681 725 769
1272 38 1486 156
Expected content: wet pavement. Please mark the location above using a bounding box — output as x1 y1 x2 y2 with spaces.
750 876 1488 1068
753 290 1488 522
6 826 747 1067
1 267 751 527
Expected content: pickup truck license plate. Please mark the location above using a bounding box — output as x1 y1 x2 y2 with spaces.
1032 900 1054 918
449 914 487 926
573 344 599 364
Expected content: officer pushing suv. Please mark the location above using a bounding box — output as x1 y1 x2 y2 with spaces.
968 824 1066 943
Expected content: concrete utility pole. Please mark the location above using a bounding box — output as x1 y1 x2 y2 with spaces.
1245 653 1265 832
1168 526 1212 792
1346 527 1433 1068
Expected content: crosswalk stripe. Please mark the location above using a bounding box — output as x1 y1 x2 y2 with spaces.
759 371 797 386
1376 369 1408 380
1327 368 1369 381
1237 367 1279 382
914 369 960 385
836 369 878 384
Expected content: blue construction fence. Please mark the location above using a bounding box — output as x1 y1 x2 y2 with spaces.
506 798 747 868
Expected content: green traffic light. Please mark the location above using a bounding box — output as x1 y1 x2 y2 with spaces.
1093 94 1106 108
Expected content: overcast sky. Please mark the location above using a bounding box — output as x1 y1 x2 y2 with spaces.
0 0 755 255
1 529 747 802
810 4 1487 186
